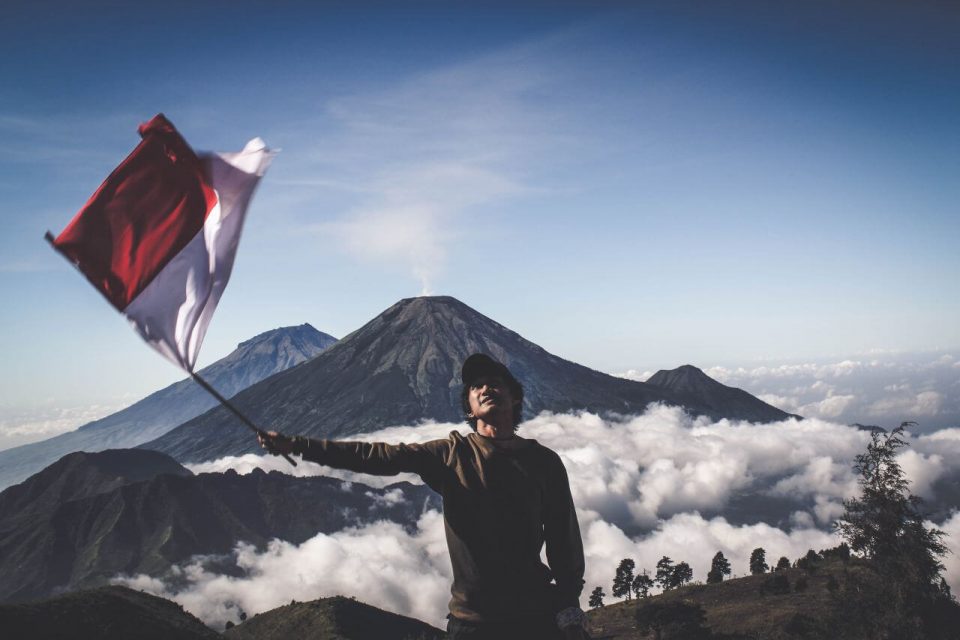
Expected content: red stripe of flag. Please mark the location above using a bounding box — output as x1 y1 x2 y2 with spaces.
51 114 218 311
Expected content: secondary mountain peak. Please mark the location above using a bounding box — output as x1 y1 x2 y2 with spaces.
646 364 711 388
647 364 800 423
236 322 331 349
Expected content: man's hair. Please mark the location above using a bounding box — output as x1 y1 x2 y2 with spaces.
461 376 524 431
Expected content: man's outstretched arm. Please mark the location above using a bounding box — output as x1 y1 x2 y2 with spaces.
258 431 449 480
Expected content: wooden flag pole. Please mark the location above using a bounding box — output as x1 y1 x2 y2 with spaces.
190 372 297 467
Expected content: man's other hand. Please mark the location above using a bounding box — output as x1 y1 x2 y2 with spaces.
257 430 296 456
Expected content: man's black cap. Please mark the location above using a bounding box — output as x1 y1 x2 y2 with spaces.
461 353 519 388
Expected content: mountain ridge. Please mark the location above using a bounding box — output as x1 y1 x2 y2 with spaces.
0 448 439 604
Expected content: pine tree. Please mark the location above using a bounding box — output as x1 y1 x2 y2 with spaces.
775 556 790 572
588 586 605 609
749 548 768 575
706 551 731 584
795 549 820 573
633 570 654 599
655 556 675 591
672 561 693 588
612 558 636 600
835 424 946 591
834 423 954 638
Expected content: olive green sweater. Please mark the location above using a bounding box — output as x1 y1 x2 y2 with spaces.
294 430 585 623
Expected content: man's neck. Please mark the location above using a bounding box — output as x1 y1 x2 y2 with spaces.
475 420 515 440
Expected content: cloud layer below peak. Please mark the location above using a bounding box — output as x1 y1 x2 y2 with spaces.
122 408 960 629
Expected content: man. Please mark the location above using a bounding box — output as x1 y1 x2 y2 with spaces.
258 353 589 639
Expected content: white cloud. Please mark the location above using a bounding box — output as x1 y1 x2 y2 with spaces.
319 165 525 294
770 456 856 502
186 453 425 489
288 40 575 294
798 394 856 419
0 402 128 451
614 369 653 382
698 351 960 430
116 510 453 629
940 511 960 596
365 488 406 507
896 450 946 499
867 391 943 418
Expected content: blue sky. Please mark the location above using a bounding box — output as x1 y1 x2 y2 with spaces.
1 1 958 442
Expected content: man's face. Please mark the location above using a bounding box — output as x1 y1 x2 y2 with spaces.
467 374 517 425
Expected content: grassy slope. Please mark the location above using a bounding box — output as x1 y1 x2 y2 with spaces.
586 561 856 639
224 596 445 640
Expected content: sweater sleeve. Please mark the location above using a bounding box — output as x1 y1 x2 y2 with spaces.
294 437 450 487
543 453 586 610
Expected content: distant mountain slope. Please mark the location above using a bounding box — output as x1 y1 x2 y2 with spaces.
645 364 802 423
0 449 191 526
0 449 439 604
142 296 796 463
224 596 444 640
0 585 218 640
0 324 336 490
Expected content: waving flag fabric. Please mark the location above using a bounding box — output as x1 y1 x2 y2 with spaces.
49 114 274 371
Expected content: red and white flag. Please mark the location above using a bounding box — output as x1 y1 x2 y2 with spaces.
49 114 274 371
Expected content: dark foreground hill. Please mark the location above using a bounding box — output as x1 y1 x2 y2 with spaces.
224 595 444 640
142 296 796 463
0 449 439 604
0 324 336 490
0 586 218 640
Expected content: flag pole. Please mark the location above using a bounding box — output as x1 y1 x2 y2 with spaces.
48 231 296 467
189 372 297 466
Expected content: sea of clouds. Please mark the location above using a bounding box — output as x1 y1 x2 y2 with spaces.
0 401 128 451
619 350 960 431
116 407 960 629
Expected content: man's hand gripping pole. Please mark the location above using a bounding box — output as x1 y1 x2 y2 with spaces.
190 372 297 466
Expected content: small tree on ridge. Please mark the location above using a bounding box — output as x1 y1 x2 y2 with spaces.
613 558 636 600
633 570 655 599
750 548 768 575
588 586 605 609
707 551 731 584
